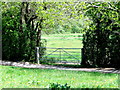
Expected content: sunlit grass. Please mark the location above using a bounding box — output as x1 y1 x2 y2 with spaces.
46 39 83 48
0 65 118 88
42 33 83 48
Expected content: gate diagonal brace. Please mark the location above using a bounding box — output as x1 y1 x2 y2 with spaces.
41 48 59 58
61 49 79 60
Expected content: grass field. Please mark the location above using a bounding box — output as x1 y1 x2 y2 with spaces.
41 33 83 63
42 33 83 48
0 65 118 88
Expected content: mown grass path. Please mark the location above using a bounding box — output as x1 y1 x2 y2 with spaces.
0 60 120 74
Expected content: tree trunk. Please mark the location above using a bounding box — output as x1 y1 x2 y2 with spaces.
18 2 24 61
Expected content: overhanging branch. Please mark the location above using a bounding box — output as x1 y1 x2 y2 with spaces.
87 5 118 11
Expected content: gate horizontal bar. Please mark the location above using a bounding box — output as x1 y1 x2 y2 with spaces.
46 50 81 53
39 47 82 49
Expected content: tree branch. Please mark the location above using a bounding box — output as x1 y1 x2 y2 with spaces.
27 15 38 24
113 31 120 35
25 2 29 14
35 22 39 31
88 5 118 11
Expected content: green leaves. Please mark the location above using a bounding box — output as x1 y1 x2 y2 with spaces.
35 2 89 34
82 2 120 68
49 83 70 90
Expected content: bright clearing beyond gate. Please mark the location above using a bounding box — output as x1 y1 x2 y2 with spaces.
36 47 82 64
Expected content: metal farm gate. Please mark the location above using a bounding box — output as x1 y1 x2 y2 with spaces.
36 47 82 64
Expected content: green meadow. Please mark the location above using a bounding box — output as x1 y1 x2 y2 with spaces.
42 33 83 48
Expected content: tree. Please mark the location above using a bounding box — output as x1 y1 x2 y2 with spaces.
81 1 120 68
2 2 43 62
2 2 91 63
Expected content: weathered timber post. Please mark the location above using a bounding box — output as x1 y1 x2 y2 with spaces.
36 47 40 64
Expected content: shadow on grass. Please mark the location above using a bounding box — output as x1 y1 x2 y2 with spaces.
45 63 96 68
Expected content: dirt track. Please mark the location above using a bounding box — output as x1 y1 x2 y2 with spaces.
0 60 120 74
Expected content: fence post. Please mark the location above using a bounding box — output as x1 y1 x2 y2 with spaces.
36 47 40 64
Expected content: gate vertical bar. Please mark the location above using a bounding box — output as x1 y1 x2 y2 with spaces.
60 49 61 61
36 47 40 64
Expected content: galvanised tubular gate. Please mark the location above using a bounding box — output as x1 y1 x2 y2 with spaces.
36 47 82 64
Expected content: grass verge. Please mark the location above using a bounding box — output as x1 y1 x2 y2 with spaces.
0 65 118 88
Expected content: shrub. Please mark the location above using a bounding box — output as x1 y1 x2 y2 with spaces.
49 83 70 90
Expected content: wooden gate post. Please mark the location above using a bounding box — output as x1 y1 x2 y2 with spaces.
36 47 40 64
